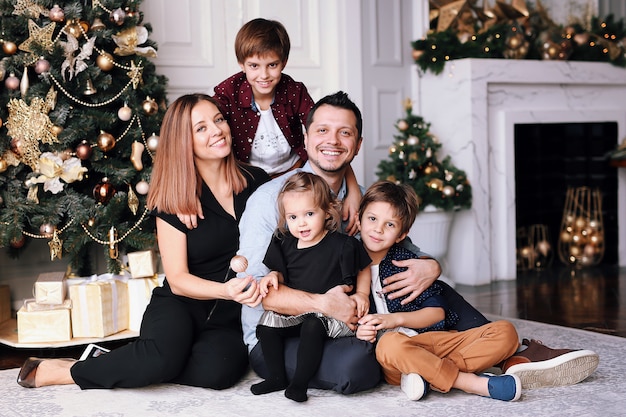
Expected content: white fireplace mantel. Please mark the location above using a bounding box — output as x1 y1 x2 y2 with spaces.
418 58 626 286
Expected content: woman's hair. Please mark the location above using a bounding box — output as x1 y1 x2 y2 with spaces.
234 18 290 64
147 93 248 214
358 181 419 236
276 172 341 235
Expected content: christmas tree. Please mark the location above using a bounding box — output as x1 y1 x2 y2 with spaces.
376 99 472 212
0 0 168 274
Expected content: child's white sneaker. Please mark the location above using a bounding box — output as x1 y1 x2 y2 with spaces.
400 373 429 400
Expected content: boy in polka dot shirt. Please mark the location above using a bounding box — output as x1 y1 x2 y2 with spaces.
356 181 523 402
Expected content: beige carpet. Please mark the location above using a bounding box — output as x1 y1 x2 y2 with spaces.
1 316 623 417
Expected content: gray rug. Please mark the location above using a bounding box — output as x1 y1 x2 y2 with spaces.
1 316 622 417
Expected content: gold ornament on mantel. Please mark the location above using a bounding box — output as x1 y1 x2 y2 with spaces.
558 186 605 268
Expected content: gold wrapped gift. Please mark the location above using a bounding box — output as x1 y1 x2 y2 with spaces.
34 271 67 305
17 300 71 343
69 276 129 338
127 250 158 278
127 275 164 331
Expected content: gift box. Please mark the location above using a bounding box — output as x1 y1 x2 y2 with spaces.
34 271 67 305
69 276 129 338
127 275 164 331
127 250 158 278
0 285 11 323
17 299 71 343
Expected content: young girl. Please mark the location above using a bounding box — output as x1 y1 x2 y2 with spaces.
357 181 522 402
251 171 371 402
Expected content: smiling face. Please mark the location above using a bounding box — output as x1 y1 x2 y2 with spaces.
190 100 232 163
282 189 328 248
240 52 285 102
304 104 362 176
359 201 407 263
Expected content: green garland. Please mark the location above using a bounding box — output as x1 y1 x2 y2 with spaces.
413 14 626 75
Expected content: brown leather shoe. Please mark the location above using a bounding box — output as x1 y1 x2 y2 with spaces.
502 339 599 389
17 357 43 388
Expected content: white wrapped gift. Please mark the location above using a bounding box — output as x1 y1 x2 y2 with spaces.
127 274 164 331
68 274 129 338
34 271 67 305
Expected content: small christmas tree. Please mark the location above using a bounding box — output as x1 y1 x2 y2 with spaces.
376 99 471 212
0 0 168 274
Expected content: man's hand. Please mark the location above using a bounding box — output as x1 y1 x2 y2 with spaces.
321 285 358 330
382 258 441 305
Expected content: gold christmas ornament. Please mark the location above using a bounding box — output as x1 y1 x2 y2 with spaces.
65 21 82 38
0 158 8 173
90 17 106 32
83 78 97 95
48 229 63 260
442 185 455 197
51 125 64 136
112 26 157 57
97 131 116 152
10 234 26 249
2 41 17 55
142 97 159 115
96 53 115 71
558 186 604 267
108 226 119 259
397 120 409 131
5 89 58 169
18 19 56 54
131 141 145 170
127 184 139 215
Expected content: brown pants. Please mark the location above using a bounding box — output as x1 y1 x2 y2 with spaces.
375 320 519 393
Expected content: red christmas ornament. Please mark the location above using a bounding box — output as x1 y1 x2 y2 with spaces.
93 178 116 204
10 234 26 248
76 140 93 160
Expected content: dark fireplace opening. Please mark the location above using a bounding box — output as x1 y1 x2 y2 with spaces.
514 122 619 266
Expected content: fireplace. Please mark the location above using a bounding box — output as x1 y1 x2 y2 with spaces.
418 59 626 285
515 121 618 265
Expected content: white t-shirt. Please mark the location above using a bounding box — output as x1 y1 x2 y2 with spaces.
370 264 417 337
249 108 300 175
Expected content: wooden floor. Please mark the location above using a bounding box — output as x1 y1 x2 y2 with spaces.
2 264 625 372
456 264 626 338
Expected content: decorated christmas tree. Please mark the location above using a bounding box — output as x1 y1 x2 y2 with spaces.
376 99 472 212
0 0 167 274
